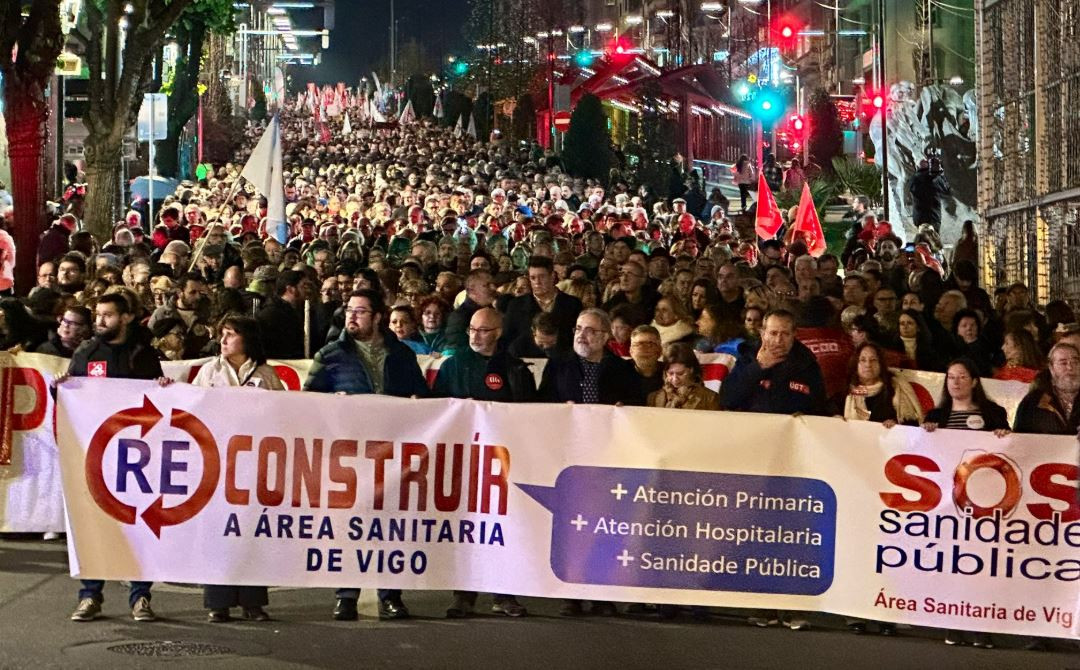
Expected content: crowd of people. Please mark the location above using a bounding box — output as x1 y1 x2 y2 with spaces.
0 110 1076 650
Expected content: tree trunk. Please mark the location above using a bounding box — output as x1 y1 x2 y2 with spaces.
83 134 123 242
3 78 49 293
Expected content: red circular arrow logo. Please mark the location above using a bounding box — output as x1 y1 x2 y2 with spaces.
85 396 220 537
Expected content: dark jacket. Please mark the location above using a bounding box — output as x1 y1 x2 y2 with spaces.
35 330 77 358
433 347 537 402
501 292 583 353
68 325 164 380
925 402 1009 431
444 297 485 354
720 340 828 415
303 330 428 397
1013 386 1080 435
538 351 644 405
257 297 305 359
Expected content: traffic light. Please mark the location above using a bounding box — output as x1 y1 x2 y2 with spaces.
573 50 594 68
857 88 886 123
605 35 634 59
773 16 803 52
452 61 469 76
750 87 786 124
732 79 752 102
786 114 807 151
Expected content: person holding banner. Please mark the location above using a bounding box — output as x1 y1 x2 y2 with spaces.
67 294 163 623
1013 342 1080 435
721 309 828 417
188 316 283 621
434 307 534 618
922 356 1010 649
541 308 642 617
842 342 922 429
303 288 427 621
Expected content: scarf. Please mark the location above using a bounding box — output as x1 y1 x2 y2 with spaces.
844 379 923 424
651 319 695 346
900 336 917 362
660 382 699 410
844 381 884 421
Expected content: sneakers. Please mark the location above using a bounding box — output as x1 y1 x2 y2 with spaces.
748 615 779 627
131 596 156 622
70 598 101 622
971 633 994 649
491 597 527 617
783 617 810 631
944 629 964 646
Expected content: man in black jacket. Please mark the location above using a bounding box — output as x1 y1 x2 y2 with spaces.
444 268 496 354
67 293 162 623
434 307 534 619
539 308 641 618
256 270 305 359
721 309 828 416
500 256 582 352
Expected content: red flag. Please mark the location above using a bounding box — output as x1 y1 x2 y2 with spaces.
791 182 826 257
319 122 331 144
754 172 783 241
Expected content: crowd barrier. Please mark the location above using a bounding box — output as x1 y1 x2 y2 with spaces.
53 377 1079 638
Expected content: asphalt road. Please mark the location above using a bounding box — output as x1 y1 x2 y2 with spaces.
1 535 1076 670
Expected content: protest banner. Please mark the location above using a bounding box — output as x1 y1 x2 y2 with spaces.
56 378 1079 638
0 352 1031 532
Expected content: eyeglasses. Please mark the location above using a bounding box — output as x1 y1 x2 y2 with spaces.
467 326 499 335
60 318 86 329
574 325 606 338
345 307 373 317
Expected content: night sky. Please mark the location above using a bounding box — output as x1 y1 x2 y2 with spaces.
291 0 471 87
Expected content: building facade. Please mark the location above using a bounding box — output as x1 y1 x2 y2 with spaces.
977 0 1080 304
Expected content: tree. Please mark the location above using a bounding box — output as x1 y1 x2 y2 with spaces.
155 0 234 178
511 93 536 143
562 93 614 184
807 88 844 177
405 74 434 117
79 0 199 241
0 0 64 291
624 80 678 201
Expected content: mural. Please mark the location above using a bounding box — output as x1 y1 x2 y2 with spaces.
870 82 978 246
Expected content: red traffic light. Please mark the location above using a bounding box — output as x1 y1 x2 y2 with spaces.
872 94 884 109
780 25 794 39
607 36 634 57
790 114 805 131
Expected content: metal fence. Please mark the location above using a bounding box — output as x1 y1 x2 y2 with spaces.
978 0 1080 305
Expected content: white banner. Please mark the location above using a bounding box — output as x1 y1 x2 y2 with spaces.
56 379 1080 638
0 352 1031 532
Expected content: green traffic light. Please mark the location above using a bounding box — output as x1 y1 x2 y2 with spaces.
573 50 594 67
452 61 469 76
752 87 785 124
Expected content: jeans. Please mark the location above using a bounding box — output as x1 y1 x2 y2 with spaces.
739 184 751 212
335 588 400 601
78 580 152 607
